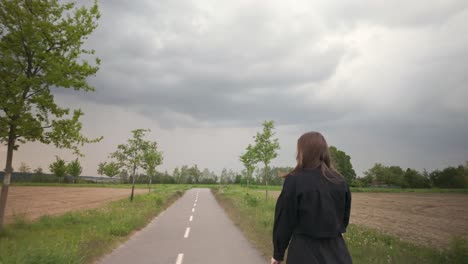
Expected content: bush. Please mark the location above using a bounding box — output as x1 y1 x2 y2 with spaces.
244 192 259 207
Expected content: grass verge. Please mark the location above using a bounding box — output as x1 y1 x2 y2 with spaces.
0 185 188 264
212 185 468 264
245 184 468 194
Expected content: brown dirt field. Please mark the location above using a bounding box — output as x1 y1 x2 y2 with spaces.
1 186 146 224
268 191 468 247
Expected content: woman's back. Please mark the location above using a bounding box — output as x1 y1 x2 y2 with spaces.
292 168 351 238
271 131 352 264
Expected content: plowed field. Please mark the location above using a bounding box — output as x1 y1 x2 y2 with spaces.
1 186 146 224
269 191 468 247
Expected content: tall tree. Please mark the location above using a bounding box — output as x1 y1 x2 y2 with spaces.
240 144 257 188
49 156 67 183
141 141 163 192
111 129 149 201
0 0 101 229
67 158 82 183
252 120 280 200
329 146 357 184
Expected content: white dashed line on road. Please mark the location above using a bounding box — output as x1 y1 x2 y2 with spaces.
184 227 191 238
189 215 193 222
175 253 184 264
192 208 195 213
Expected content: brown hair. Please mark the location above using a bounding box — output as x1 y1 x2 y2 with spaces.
284 131 344 183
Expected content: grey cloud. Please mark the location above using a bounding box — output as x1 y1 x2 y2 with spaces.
49 0 468 174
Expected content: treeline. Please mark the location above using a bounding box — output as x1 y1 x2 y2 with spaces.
117 165 294 186
357 162 468 189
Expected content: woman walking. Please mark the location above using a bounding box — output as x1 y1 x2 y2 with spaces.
271 132 352 264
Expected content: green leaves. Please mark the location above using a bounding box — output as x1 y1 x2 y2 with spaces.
240 144 257 178
0 0 101 153
103 162 120 178
252 120 280 166
240 120 280 191
110 129 149 174
67 158 82 178
49 156 67 178
141 141 163 177
329 146 357 184
110 129 163 178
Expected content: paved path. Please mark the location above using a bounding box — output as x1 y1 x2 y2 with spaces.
99 188 266 264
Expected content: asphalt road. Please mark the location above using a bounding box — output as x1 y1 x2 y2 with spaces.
99 188 266 264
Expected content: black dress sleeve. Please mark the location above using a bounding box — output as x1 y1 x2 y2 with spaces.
343 184 351 228
273 175 298 261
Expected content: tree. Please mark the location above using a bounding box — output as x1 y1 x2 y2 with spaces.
33 166 43 175
329 146 356 184
180 165 191 184
67 158 82 183
363 163 404 187
97 161 106 182
402 168 430 188
430 166 467 189
49 156 67 183
252 120 280 200
188 165 201 184
103 162 120 182
173 167 181 184
111 129 150 201
141 141 163 192
18 162 31 173
240 144 258 188
0 0 101 229
220 168 228 185
119 169 129 184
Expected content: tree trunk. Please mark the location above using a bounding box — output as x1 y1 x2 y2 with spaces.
0 126 16 230
148 176 152 193
130 165 136 201
264 164 268 201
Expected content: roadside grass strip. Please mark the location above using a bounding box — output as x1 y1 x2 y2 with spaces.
0 186 188 264
212 185 468 264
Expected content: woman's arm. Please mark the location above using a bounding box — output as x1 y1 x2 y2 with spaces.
272 175 298 262
343 184 351 228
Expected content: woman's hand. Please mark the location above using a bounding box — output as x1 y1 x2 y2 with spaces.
271 257 282 264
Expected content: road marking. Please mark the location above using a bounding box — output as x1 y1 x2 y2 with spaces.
184 227 191 238
192 208 195 213
189 215 193 222
194 203 197 207
176 253 184 264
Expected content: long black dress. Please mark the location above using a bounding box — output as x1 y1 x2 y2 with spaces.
273 168 352 264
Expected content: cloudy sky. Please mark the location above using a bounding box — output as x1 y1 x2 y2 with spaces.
2 0 468 176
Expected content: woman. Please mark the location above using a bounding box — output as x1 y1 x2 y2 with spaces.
271 132 352 264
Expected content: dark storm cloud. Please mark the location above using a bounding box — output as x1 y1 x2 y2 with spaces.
67 1 467 125
66 0 356 127
52 0 468 174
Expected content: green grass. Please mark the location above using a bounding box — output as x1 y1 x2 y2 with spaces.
244 184 468 194
5 182 467 194
350 187 468 194
213 185 468 264
5 182 219 189
0 185 189 264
